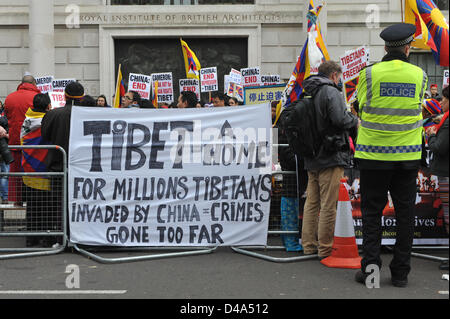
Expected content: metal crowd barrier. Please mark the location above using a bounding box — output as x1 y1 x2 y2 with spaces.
0 145 67 260
72 245 217 264
231 144 317 262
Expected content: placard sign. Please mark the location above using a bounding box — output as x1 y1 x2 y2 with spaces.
68 105 272 247
261 75 281 86
128 73 151 100
241 67 261 87
339 46 370 104
200 67 218 92
151 73 174 104
229 68 243 85
52 78 76 93
443 70 449 88
179 78 200 100
49 91 66 109
35 76 54 94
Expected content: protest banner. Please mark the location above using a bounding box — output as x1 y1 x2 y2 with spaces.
68 104 272 247
261 75 281 86
49 91 66 109
200 67 218 93
35 76 54 94
52 78 76 93
339 46 370 104
244 84 285 105
179 78 200 100
151 72 174 104
443 70 449 88
344 166 449 245
241 67 261 87
128 73 151 100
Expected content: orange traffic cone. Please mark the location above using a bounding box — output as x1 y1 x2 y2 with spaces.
320 178 362 269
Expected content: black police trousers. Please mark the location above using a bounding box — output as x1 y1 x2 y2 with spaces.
359 169 418 280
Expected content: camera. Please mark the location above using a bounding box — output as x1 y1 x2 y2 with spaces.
0 117 14 164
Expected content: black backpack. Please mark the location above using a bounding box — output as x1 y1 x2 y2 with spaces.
279 96 320 158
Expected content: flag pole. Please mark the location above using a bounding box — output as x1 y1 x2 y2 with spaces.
401 0 404 22
114 64 122 108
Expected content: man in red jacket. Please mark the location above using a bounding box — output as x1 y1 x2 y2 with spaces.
4 75 41 205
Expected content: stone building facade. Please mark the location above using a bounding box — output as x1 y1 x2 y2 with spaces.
0 0 448 101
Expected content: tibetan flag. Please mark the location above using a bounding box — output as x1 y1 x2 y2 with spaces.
20 108 50 191
345 77 359 104
113 64 126 108
405 0 449 66
282 0 329 109
153 80 158 108
180 38 201 79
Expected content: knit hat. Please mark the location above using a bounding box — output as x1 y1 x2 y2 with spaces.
65 82 84 100
422 98 442 115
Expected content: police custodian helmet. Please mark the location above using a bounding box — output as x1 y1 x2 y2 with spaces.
380 23 416 47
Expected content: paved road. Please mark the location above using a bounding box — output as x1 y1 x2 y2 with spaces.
0 237 448 307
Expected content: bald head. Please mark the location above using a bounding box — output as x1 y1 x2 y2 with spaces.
22 75 36 86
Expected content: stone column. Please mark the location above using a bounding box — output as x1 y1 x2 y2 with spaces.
28 0 55 77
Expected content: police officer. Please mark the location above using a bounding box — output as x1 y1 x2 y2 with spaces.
354 23 427 287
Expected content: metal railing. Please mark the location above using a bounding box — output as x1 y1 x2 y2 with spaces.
231 144 317 262
0 145 67 260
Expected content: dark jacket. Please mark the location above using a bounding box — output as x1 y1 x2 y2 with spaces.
428 116 449 177
0 116 9 163
302 75 358 171
41 103 72 172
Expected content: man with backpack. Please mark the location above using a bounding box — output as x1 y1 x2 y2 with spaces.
297 61 358 260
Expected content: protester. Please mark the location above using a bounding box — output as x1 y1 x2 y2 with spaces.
41 82 84 242
228 97 238 106
96 95 111 107
300 60 358 260
20 93 53 247
354 23 428 287
429 84 442 101
3 75 41 206
121 91 141 108
0 112 9 204
196 101 205 108
426 86 449 271
276 105 308 252
271 101 277 123
177 91 197 108
80 95 97 107
42 82 84 172
140 99 155 109
211 92 226 107
422 99 442 147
